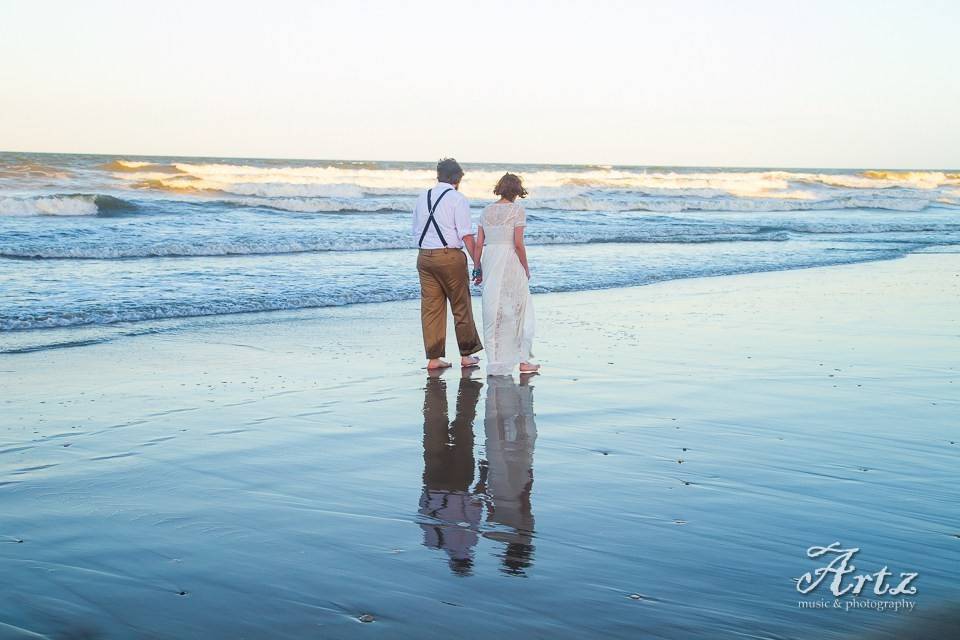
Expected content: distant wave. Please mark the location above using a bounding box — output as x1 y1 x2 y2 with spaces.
0 161 72 180
862 170 960 184
532 195 940 213
110 160 960 197
214 182 368 198
107 189 955 216
0 194 137 217
99 160 960 214
101 160 185 174
175 191 960 214
222 195 411 213
0 229 796 259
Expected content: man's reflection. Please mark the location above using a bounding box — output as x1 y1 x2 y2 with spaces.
418 369 484 576
481 373 538 576
418 370 538 577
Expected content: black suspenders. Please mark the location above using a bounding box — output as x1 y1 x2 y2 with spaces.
418 188 453 248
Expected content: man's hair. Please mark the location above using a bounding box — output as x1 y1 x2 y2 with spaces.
493 173 528 201
437 158 464 184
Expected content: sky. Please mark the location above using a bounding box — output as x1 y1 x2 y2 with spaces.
1 0 958 168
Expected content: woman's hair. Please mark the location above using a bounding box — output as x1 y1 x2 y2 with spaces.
493 173 528 201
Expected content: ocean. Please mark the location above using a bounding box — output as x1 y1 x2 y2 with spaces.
2 152 959 348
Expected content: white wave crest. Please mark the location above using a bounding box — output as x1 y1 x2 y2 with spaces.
223 195 412 213
106 159 960 213
0 195 99 216
530 195 932 213
127 163 816 200
215 182 367 198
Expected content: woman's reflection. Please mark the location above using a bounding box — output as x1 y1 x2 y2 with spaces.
480 373 538 576
418 370 538 577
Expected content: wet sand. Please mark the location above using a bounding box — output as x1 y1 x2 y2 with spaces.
1 254 958 639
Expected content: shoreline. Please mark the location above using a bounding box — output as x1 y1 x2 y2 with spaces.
2 245 947 352
2 253 958 639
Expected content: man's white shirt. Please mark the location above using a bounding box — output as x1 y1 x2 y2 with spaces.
412 182 474 249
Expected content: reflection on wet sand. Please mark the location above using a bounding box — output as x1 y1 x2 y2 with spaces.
419 369 484 576
418 370 538 577
481 374 538 576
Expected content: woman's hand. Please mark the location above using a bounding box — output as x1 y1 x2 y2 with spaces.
525 268 531 280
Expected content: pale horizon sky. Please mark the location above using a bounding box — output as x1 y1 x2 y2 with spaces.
1 0 958 169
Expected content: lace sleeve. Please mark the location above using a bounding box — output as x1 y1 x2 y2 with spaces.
514 203 527 227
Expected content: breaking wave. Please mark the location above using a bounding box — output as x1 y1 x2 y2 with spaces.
114 161 960 197
221 195 411 213
99 161 960 214
0 194 137 217
216 193 947 214
101 160 184 174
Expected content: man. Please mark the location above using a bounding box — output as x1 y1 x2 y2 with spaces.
412 158 483 369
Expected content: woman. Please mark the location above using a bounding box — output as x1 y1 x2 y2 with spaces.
473 173 540 375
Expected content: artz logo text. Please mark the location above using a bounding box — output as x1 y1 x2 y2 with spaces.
796 542 918 597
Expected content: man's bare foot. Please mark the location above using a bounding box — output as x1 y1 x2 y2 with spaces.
519 362 541 373
461 355 480 368
427 358 452 370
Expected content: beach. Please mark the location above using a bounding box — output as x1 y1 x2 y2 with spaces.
2 252 957 639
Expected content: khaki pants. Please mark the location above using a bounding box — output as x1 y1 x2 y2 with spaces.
417 248 483 359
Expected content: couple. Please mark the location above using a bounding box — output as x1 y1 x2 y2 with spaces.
412 158 539 375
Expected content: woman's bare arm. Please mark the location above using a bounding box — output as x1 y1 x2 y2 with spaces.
514 226 530 279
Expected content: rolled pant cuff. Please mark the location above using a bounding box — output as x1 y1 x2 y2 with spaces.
459 343 483 357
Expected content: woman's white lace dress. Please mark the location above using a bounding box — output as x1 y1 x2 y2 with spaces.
480 203 535 375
